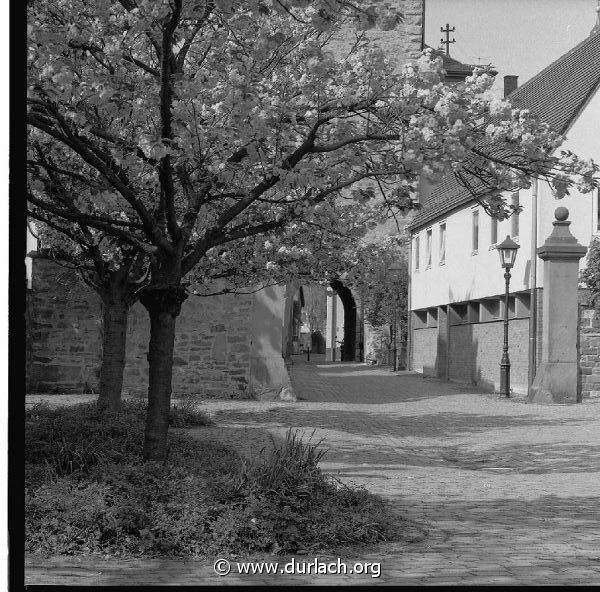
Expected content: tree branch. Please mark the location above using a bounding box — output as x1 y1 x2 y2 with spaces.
28 110 174 254
158 0 183 243
27 192 157 254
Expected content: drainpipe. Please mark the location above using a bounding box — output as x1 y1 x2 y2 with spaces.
528 178 538 391
407 236 413 371
331 292 337 362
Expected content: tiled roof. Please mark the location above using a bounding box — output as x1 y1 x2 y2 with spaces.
409 31 600 232
424 44 476 78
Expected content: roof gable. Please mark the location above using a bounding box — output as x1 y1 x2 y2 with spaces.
409 31 600 232
509 31 600 135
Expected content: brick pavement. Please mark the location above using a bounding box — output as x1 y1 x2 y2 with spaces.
25 359 600 585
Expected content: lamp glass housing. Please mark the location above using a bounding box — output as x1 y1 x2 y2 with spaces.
496 235 520 269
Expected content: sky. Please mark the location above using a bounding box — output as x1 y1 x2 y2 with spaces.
425 0 599 96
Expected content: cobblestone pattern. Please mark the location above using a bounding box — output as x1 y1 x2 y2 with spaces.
25 359 600 585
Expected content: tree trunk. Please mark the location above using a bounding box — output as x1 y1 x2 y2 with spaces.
140 286 188 461
97 295 130 414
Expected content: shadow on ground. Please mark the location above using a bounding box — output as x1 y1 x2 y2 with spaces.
210 406 593 441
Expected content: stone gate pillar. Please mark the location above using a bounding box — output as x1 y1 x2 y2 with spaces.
528 207 587 404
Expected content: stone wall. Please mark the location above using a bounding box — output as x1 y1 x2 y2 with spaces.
27 257 260 397
578 290 600 400
412 326 438 376
448 320 530 393
411 311 530 394
410 287 600 399
27 257 103 393
123 292 254 398
329 0 424 63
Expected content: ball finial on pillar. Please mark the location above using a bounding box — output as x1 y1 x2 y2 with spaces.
554 206 569 221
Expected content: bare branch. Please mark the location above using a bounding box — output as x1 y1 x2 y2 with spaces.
27 192 158 254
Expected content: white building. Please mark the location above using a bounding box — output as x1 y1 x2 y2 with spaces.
408 27 600 395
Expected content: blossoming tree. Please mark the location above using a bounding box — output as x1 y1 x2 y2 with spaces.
27 0 598 459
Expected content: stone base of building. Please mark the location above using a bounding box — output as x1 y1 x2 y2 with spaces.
410 290 600 403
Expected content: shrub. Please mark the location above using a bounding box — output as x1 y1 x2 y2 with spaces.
25 410 403 558
232 430 326 498
582 237 600 307
126 394 214 428
168 396 214 428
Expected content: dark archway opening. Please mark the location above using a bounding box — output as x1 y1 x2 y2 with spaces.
330 280 357 361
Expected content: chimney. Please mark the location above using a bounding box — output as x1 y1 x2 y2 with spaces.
504 75 518 98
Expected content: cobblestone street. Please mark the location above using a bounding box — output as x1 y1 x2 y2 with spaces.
25 359 600 585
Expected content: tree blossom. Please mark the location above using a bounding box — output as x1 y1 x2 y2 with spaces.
27 0 599 459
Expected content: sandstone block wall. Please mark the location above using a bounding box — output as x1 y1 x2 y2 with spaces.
123 293 253 398
410 287 600 399
448 319 530 393
578 290 600 400
411 326 438 376
27 258 103 393
27 257 255 397
329 0 424 63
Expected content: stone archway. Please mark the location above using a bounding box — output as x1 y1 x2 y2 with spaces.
329 280 359 361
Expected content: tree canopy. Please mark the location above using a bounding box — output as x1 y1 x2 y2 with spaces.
26 0 599 458
27 0 598 285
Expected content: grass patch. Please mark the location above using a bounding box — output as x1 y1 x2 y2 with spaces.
26 402 403 558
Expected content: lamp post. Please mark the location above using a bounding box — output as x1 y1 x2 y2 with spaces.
388 262 403 372
496 235 520 397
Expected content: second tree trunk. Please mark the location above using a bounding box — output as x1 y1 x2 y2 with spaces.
97 296 129 413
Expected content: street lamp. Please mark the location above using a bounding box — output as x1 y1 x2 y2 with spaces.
496 235 520 397
388 262 403 372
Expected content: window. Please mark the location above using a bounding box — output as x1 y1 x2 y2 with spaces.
439 222 446 264
425 228 432 268
490 216 498 245
414 235 420 270
472 209 479 252
511 192 520 237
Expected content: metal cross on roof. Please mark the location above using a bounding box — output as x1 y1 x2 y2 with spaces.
440 23 456 55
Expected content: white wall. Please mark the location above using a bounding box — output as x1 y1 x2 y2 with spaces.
411 86 599 311
325 290 344 360
538 86 600 273
411 190 535 309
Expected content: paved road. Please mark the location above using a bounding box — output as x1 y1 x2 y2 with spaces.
25 360 600 585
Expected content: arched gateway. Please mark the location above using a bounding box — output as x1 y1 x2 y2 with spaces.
327 280 363 362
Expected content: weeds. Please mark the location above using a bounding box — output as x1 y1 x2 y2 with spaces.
25 406 402 558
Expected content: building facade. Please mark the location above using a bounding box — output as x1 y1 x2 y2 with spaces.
408 30 600 397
